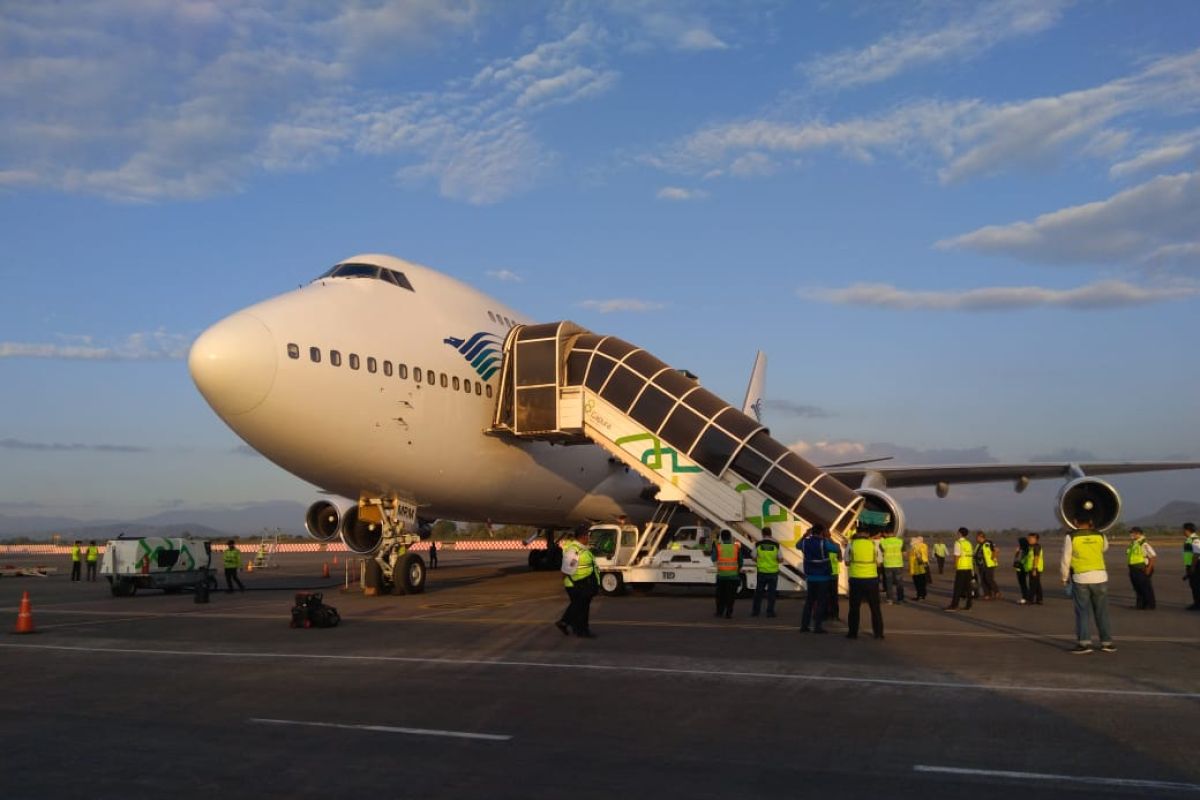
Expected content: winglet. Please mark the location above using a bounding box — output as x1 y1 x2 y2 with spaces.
742 350 766 423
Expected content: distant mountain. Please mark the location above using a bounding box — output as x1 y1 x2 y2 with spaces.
0 501 308 540
1133 501 1200 528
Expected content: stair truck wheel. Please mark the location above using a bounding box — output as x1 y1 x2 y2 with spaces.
397 553 427 594
599 572 626 596
363 558 383 595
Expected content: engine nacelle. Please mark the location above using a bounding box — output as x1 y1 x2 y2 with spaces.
854 488 906 538
340 506 384 554
304 498 355 542
1056 478 1121 532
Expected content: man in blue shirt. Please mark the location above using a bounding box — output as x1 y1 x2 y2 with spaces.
799 524 839 633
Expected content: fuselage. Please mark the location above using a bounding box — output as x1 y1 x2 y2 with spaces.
189 254 653 526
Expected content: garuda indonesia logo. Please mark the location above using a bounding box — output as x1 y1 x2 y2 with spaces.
444 331 502 381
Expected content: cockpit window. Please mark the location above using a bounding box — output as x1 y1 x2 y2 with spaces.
315 263 415 292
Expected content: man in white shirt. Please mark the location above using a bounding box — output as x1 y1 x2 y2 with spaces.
1060 516 1114 654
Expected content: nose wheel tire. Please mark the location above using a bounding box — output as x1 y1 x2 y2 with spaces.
393 553 427 595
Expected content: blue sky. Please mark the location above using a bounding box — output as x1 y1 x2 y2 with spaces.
2 1 1198 528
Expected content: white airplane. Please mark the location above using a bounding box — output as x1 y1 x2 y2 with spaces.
189 253 1200 588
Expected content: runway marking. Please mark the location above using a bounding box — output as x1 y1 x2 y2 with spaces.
5 642 1200 700
914 765 1200 792
249 717 510 742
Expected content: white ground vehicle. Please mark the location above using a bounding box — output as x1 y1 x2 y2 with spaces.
100 537 217 597
588 522 805 596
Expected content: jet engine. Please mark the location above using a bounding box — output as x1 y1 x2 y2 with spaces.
304 498 355 542
1056 478 1121 532
855 488 906 537
340 506 384 554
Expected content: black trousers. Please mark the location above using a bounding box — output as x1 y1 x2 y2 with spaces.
801 581 830 630
1028 572 1043 603
912 573 927 599
847 578 883 638
715 579 738 616
429 550 438 569
979 567 999 598
71 561 81 581
827 581 841 620
1129 566 1156 609
949 569 973 609
1189 569 1200 607
935 556 945 574
561 576 597 633
1016 569 1029 600
86 562 97 581
224 568 244 592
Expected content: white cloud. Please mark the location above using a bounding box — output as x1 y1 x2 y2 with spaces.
604 2 730 52
803 280 1196 311
656 186 708 201
656 49 1200 185
486 269 523 282
1109 128 1200 179
579 298 666 313
938 171 1200 267
803 0 1070 90
791 440 867 459
0 7 618 205
0 330 191 360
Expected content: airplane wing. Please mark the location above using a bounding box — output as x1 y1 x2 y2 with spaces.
829 461 1200 490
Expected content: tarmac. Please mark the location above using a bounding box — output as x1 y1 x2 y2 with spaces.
2 547 1199 799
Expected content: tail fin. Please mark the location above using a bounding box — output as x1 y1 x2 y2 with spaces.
742 351 766 423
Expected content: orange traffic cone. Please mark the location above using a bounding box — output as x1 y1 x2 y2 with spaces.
246 560 254 573
13 591 34 634
322 562 330 578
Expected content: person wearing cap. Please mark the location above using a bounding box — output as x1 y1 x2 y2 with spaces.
557 527 599 638
945 527 975 611
1126 526 1156 610
798 524 838 632
1183 522 1200 610
751 527 781 618
711 529 743 619
1061 516 1114 654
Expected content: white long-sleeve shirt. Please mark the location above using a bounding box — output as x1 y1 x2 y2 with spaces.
1060 533 1109 584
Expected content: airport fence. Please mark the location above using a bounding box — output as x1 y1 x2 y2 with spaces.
0 540 546 556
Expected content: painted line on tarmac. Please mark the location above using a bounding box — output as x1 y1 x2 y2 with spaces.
250 717 510 742
5 642 1200 700
914 765 1200 792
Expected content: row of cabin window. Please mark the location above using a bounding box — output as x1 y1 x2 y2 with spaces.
489 311 517 329
286 343 493 398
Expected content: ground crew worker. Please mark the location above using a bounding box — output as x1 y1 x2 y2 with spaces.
70 540 82 582
880 531 906 604
1023 533 1044 605
908 536 928 600
845 530 883 639
223 540 245 593
751 528 780 618
825 527 842 621
1184 522 1200 610
1061 517 1114 654
932 539 948 574
1014 536 1031 603
1126 526 1156 610
557 528 599 638
712 529 743 619
945 527 974 611
799 524 837 632
428 539 438 569
85 540 99 582
975 531 1000 600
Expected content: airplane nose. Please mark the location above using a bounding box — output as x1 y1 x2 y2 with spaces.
188 312 278 416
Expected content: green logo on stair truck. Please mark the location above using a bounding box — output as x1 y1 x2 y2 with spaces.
615 433 702 474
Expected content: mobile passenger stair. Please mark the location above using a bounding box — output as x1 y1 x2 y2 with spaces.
487 322 864 591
